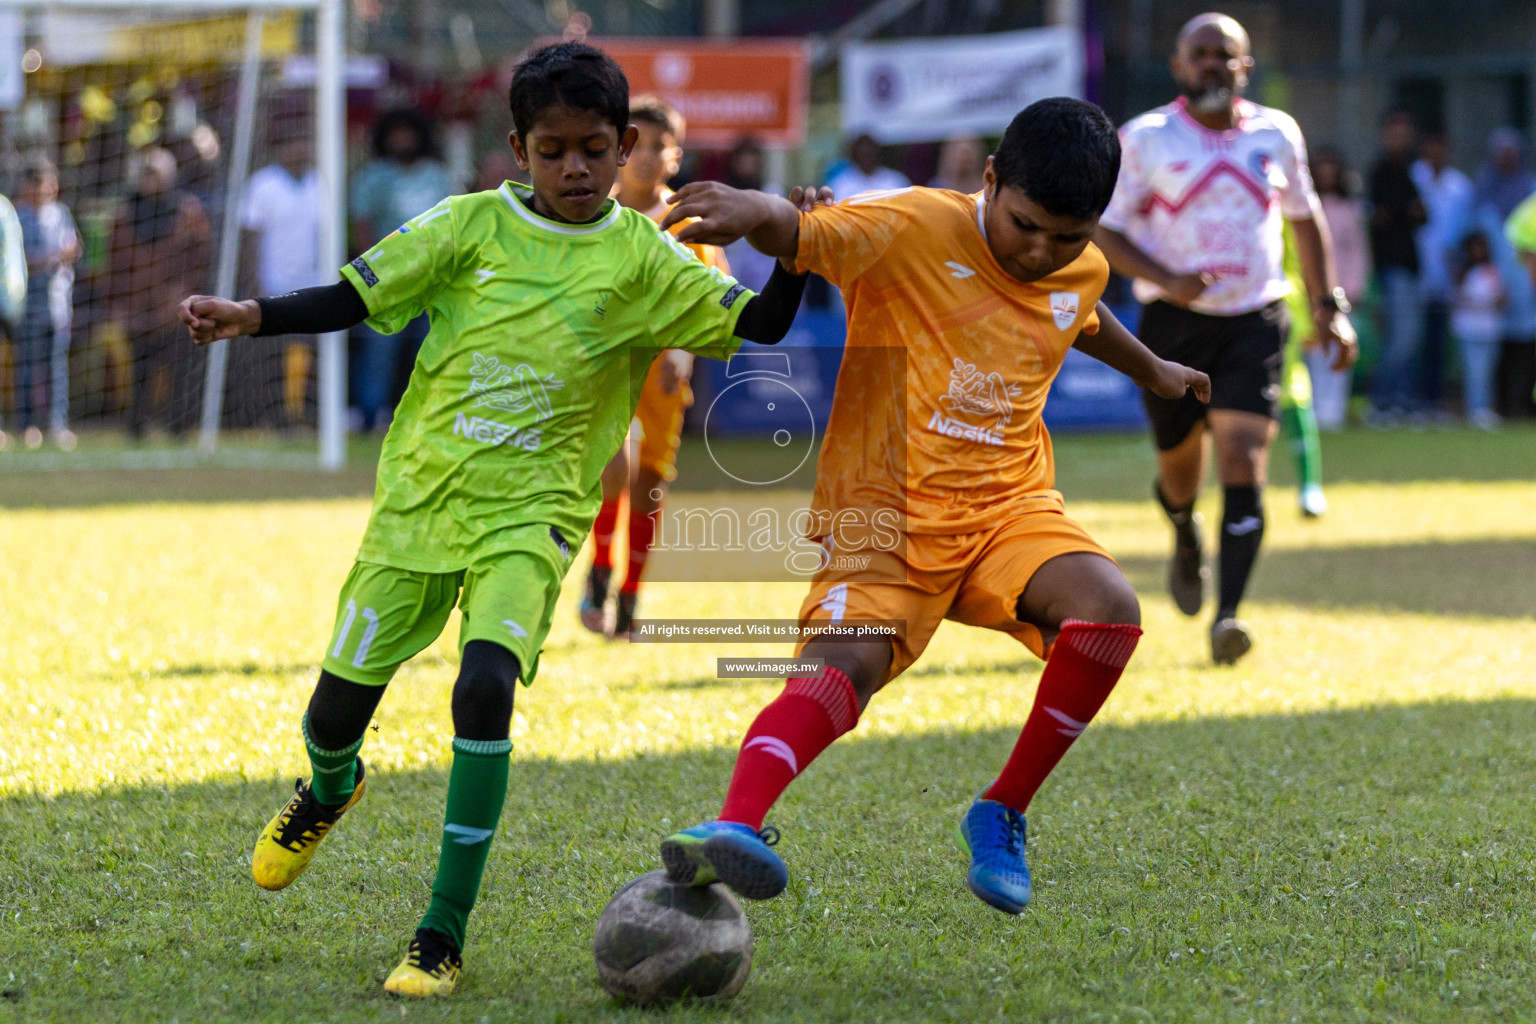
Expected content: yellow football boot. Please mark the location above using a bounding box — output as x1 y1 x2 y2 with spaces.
251 760 366 891
384 929 463 997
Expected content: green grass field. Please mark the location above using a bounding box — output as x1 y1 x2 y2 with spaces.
2 428 1534 1023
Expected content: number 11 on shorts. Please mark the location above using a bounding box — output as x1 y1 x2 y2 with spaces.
331 599 381 668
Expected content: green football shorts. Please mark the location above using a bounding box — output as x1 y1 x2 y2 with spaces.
320 524 573 687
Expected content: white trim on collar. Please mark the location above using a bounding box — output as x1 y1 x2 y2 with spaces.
975 190 988 242
498 181 621 235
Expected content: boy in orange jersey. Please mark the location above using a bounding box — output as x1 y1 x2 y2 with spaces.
655 99 1210 915
579 96 733 640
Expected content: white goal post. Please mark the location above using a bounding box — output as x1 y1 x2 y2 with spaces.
0 0 346 469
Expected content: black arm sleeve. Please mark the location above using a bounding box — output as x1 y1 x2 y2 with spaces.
731 261 809 344
253 279 370 337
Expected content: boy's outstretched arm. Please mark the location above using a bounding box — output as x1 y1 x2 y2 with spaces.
660 182 812 258
1074 301 1211 402
179 280 369 346
710 185 835 345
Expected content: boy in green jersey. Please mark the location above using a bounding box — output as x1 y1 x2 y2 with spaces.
179 42 808 997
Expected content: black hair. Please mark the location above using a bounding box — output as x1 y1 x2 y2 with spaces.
509 42 629 140
21 155 56 185
371 108 437 161
630 94 686 142
1309 145 1353 198
991 97 1120 220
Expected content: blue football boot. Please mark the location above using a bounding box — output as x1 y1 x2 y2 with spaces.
956 794 1032 914
660 820 788 900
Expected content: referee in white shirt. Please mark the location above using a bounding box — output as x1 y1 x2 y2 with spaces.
1094 12 1357 665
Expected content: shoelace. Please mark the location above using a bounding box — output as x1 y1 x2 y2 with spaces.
757 825 781 847
407 932 459 974
273 778 331 849
988 807 1026 860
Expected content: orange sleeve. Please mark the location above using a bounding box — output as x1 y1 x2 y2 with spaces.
1080 304 1101 335
794 190 913 288
689 240 729 276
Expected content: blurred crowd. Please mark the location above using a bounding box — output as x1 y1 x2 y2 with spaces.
1 97 1534 450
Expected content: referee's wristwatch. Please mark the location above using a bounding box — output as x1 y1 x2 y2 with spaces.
1314 286 1352 316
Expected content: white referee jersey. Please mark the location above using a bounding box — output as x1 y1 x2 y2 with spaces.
1100 96 1318 316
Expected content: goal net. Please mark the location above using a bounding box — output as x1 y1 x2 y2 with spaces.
0 0 345 469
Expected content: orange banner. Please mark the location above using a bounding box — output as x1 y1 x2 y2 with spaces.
593 38 808 147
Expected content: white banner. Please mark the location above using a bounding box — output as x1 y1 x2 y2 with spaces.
841 27 1084 144
0 11 23 111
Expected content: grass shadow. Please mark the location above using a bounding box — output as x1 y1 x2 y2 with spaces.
4 697 1536 1022
6 427 1533 511
1121 536 1536 619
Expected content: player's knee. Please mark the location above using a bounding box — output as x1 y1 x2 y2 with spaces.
808 642 887 710
452 640 520 741
1073 579 1141 628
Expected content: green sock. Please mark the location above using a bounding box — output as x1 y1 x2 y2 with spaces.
418 737 512 950
1279 402 1323 491
303 713 364 806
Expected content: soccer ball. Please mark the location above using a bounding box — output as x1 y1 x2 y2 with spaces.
593 870 753 1006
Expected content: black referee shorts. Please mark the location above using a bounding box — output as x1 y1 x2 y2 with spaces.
1137 299 1288 451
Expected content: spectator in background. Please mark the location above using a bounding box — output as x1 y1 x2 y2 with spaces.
0 191 26 451
475 149 521 192
826 133 908 201
1306 147 1370 429
171 124 225 271
1411 130 1474 418
929 135 987 194
720 137 780 291
721 137 766 191
13 157 80 450
1474 128 1536 222
1367 109 1427 423
111 147 210 438
1451 231 1505 430
349 109 453 432
240 130 323 430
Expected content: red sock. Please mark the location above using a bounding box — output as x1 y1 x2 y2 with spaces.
591 499 620 572
620 507 659 595
719 667 860 829
983 619 1142 813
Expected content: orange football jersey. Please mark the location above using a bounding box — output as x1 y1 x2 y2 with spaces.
795 186 1109 535
643 188 730 273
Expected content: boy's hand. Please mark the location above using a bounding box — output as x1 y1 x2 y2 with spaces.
1146 358 1211 403
1161 270 1215 307
1307 309 1359 371
786 185 835 213
179 295 261 345
661 182 776 246
778 185 835 271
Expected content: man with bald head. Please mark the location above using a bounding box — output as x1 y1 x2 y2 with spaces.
1095 12 1357 665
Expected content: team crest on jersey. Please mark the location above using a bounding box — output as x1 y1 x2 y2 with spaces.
467 352 563 422
1049 292 1079 331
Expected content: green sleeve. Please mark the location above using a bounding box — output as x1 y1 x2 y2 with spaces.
643 228 753 361
1507 193 1536 255
339 198 459 335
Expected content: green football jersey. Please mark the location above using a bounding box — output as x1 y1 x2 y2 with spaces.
339 180 751 573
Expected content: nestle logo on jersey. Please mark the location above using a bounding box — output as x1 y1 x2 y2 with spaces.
453 412 544 452
927 411 1004 447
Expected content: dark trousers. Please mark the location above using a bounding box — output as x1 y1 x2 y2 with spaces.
129 322 200 436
